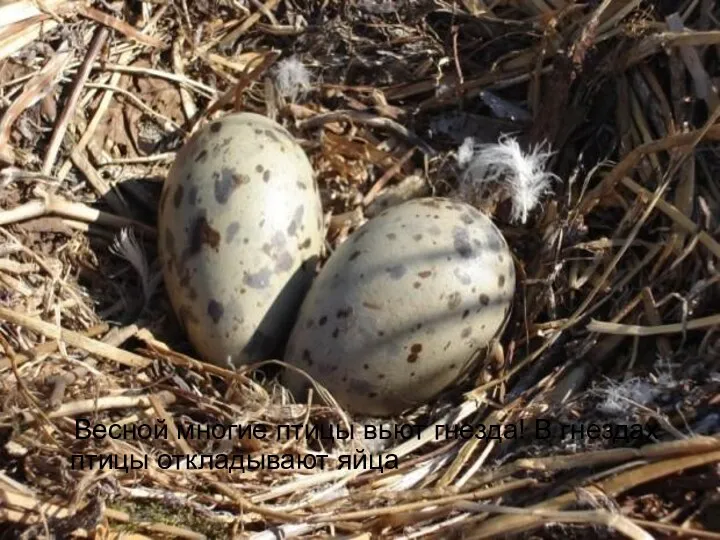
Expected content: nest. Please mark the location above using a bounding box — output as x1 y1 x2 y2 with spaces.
1 0 719 538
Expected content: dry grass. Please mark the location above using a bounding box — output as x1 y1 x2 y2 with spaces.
0 0 719 538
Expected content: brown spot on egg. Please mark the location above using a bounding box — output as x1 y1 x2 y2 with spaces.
173 185 184 208
462 309 470 319
332 328 339 338
255 164 264 173
210 122 222 133
349 250 362 261
297 181 307 190
195 150 208 163
460 213 474 225
265 129 280 142
386 233 397 240
188 213 220 255
479 293 490 306
362 301 381 310
263 169 270 182
319 316 328 326
300 238 312 249
368 392 378 398
406 343 422 363
461 327 472 338
337 307 353 319
418 270 432 279
413 234 423 241
302 349 313 366
498 274 506 287
207 300 224 324
363 364 369 370
414 282 421 289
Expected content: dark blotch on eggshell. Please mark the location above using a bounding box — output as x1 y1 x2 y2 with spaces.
275 251 294 273
407 343 422 363
188 212 220 255
243 267 272 289
386 264 406 279
287 206 304 237
226 222 240 244
453 227 473 258
207 300 224 323
215 167 250 204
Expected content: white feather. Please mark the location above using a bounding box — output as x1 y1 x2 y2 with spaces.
274 56 311 101
109 227 152 303
459 135 560 224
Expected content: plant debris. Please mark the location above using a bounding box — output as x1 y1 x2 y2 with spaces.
1 0 719 539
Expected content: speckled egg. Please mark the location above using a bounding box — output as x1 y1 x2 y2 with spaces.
281 197 515 416
157 112 325 368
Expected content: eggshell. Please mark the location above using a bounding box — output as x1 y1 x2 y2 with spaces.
282 197 515 416
157 112 324 368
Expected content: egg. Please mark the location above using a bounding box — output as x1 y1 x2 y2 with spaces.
281 197 515 416
157 112 325 368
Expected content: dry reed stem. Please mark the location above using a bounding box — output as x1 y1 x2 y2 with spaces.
1 1 719 537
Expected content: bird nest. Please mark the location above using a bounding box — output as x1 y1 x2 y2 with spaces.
1 1 719 539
